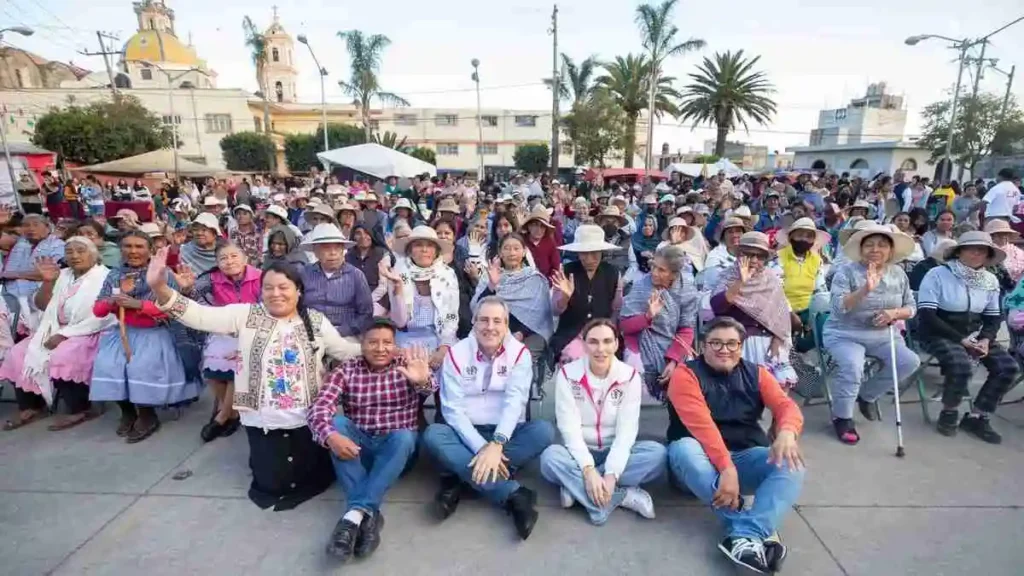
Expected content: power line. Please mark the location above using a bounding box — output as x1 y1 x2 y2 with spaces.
19 0 80 37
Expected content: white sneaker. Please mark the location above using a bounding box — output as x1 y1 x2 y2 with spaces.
559 486 574 509
619 486 655 519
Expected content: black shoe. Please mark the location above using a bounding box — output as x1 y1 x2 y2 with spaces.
857 398 880 421
325 518 360 561
936 409 959 437
764 533 787 573
434 476 462 520
220 417 241 438
718 537 770 574
505 487 538 540
200 418 225 443
960 414 1002 444
355 511 384 558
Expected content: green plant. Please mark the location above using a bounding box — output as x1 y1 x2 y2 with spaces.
562 91 628 167
677 50 777 158
318 123 366 149
220 131 275 172
284 133 319 173
336 30 410 141
513 143 550 174
596 54 681 167
31 95 173 165
917 92 1024 178
693 154 720 164
544 54 602 107
408 147 436 165
371 130 409 151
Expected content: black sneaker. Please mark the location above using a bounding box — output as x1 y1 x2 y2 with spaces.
199 418 225 443
355 511 384 558
718 537 770 574
764 533 787 573
434 475 462 520
505 486 538 540
325 518 360 561
936 409 959 437
857 398 880 421
960 414 1002 444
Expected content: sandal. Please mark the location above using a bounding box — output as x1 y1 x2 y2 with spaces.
125 418 161 444
833 418 860 445
47 411 98 432
3 410 48 431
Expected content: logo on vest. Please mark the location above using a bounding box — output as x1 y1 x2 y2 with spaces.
609 388 625 405
465 365 478 379
570 380 583 399
496 365 508 377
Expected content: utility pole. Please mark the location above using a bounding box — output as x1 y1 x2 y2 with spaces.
80 32 121 99
961 39 988 180
549 4 559 178
999 65 1016 126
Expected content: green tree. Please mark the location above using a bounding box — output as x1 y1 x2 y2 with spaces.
677 50 777 158
317 123 366 150
284 133 319 173
371 130 410 151
243 15 274 171
917 92 1024 178
562 91 628 167
336 30 410 141
220 131 275 172
635 0 704 168
31 96 173 165
693 154 720 164
513 143 550 174
596 54 681 167
408 147 436 165
544 54 602 107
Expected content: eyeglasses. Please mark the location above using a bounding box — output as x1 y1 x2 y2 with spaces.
706 339 742 352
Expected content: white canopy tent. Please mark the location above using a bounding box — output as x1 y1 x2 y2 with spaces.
664 158 746 178
317 143 437 179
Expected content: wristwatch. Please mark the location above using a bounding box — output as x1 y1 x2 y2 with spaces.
492 432 509 446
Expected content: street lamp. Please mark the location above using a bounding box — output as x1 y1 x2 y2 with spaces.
297 34 330 155
0 26 34 39
136 60 209 179
471 58 484 182
0 26 34 212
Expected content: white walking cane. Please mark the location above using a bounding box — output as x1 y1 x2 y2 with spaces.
888 324 906 458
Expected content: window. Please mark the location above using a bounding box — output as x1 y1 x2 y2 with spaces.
477 143 498 155
369 119 380 131
272 47 280 62
435 114 458 126
849 158 869 169
395 114 417 126
479 115 498 127
205 114 233 134
436 143 459 156
514 115 537 127
161 115 182 125
275 81 284 103
140 68 153 80
254 117 262 132
900 158 918 171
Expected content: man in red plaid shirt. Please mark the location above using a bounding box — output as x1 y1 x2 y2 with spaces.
307 318 435 564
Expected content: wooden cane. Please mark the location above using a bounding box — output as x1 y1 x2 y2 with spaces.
117 275 135 362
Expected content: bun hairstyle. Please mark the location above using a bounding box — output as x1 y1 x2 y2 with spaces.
260 262 317 351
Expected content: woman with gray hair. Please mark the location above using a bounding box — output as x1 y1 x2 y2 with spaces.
0 236 112 431
619 244 700 401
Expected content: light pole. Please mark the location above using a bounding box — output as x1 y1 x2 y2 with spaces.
297 34 329 155
137 60 209 179
471 58 484 181
0 26 33 212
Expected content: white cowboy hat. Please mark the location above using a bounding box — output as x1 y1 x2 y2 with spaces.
661 217 696 241
943 230 1006 266
232 203 254 215
777 217 832 251
301 223 354 250
842 223 916 263
393 225 453 256
265 205 289 222
191 212 222 235
139 222 163 238
392 198 415 212
558 224 621 252
309 204 336 220
731 205 753 220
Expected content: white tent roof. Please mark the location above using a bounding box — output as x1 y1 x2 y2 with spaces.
317 143 436 179
664 158 746 178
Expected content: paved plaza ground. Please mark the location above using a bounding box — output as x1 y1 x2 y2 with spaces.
2 365 1024 576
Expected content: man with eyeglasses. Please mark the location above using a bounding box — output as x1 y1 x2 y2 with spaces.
665 316 806 574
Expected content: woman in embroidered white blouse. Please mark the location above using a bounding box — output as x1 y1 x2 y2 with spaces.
146 247 361 511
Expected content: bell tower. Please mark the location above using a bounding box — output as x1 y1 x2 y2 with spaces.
262 6 297 103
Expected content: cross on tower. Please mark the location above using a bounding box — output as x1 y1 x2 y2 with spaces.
272 5 278 20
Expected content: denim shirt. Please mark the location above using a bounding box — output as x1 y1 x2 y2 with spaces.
826 261 916 330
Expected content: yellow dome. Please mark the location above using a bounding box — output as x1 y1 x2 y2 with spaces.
123 29 201 67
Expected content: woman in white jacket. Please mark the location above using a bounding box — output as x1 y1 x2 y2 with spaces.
539 319 667 525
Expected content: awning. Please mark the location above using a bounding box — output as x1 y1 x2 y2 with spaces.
317 143 437 179
78 148 220 177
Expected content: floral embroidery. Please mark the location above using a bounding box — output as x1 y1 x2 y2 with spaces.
263 325 306 411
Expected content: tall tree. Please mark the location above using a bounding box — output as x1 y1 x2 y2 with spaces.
243 16 274 171
562 90 628 167
544 54 602 107
596 54 681 167
677 50 777 158
513 143 551 174
336 30 411 141
635 0 705 169
371 130 410 152
917 92 1024 178
220 132 275 172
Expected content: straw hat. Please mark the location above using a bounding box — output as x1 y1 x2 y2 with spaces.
139 222 163 238
714 216 750 242
731 205 753 222
521 205 555 230
596 206 627 227
191 212 222 235
558 224 621 252
842 223 916 263
435 197 460 214
777 217 832 251
233 204 254 215
930 238 957 263
943 231 1006 266
202 195 226 207
111 208 140 226
301 223 355 250
392 198 415 212
845 199 872 215
737 231 774 256
661 217 696 242
335 201 359 214
265 205 289 222
393 225 453 256
838 217 871 245
309 204 337 220
983 219 1020 240
359 193 380 204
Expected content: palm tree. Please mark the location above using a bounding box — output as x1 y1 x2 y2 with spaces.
336 30 411 141
596 54 681 167
635 0 705 169
243 16 273 169
677 50 777 158
371 130 410 152
544 54 601 107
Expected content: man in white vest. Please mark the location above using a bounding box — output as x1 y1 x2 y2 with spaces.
422 296 555 540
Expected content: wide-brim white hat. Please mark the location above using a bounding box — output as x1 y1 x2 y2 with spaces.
777 216 832 251
558 224 621 252
842 224 916 263
265 205 289 222
393 225 453 256
943 230 1006 266
393 198 415 212
301 223 354 250
191 212 222 235
661 217 696 242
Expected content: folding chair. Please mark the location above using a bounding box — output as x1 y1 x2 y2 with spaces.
999 313 1024 406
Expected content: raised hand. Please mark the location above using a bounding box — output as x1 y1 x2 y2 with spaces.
378 259 402 285
487 256 502 290
551 266 575 298
864 263 882 292
172 264 196 293
647 290 664 319
468 228 485 247
738 255 753 283
397 345 431 386
34 256 60 283
146 247 172 302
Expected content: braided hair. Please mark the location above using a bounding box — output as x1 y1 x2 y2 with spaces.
260 262 318 351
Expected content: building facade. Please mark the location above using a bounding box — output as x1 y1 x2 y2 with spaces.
702 139 768 170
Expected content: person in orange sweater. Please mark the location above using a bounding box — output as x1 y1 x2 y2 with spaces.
666 316 805 575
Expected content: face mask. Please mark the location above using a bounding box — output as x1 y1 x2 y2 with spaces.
790 240 813 255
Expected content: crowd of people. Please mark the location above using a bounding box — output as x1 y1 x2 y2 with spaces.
1 163 1022 574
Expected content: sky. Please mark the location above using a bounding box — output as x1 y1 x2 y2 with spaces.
4 0 1024 156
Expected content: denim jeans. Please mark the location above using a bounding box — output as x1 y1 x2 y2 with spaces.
330 415 418 514
667 437 805 540
539 440 667 525
422 420 555 506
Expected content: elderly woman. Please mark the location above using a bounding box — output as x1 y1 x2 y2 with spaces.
632 214 661 274
1 214 66 300
823 224 920 445
920 210 956 257
186 243 263 443
432 218 474 338
380 226 460 371
262 224 306 274
471 233 554 377
179 213 223 275
985 219 1024 287
76 219 121 268
147 251 361 509
619 244 700 401
540 318 665 525
701 217 747 290
346 223 392 316
301 224 373 337
918 232 1020 444
0 237 112 431
550 224 624 362
89 231 200 443
230 204 263 266
708 232 798 387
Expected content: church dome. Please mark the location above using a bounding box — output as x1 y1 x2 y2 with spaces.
123 29 202 67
